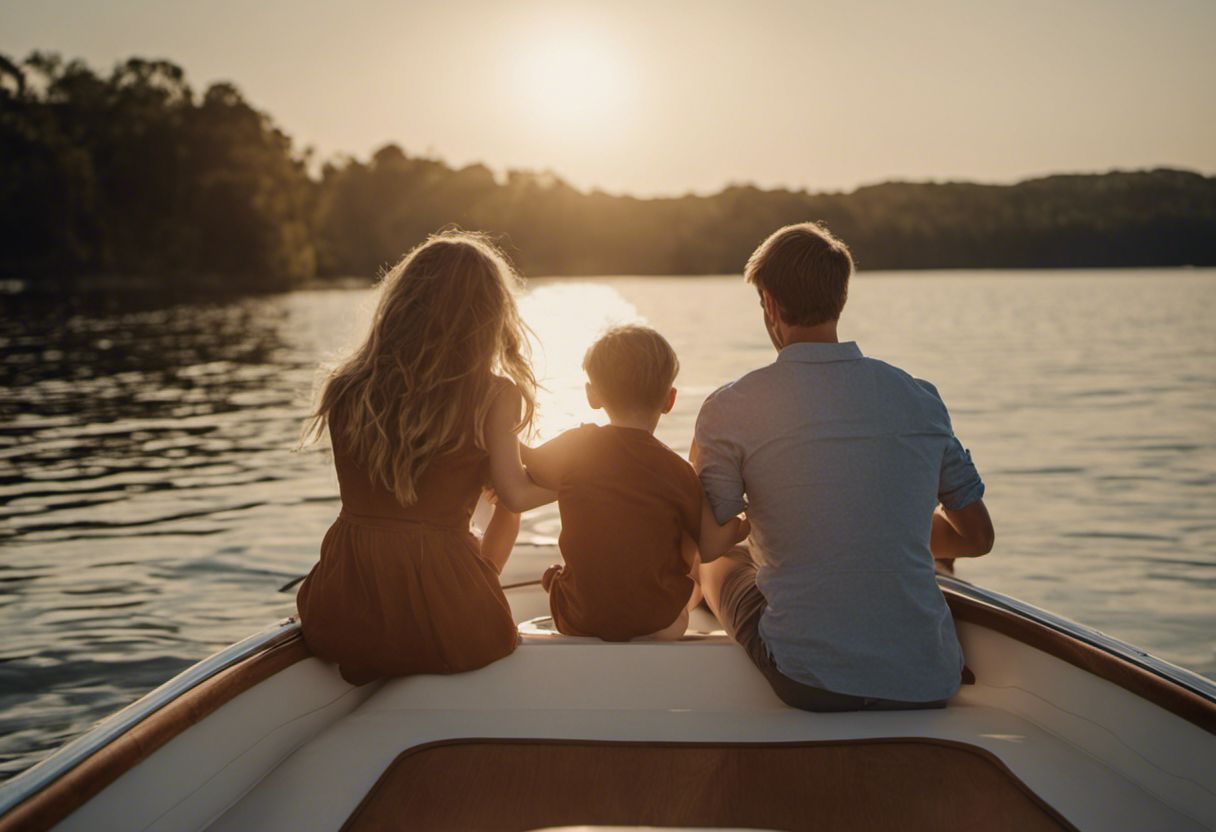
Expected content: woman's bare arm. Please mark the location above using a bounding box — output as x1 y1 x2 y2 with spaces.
479 500 521 574
485 382 556 513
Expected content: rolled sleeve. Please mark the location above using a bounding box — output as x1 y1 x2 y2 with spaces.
694 391 747 524
917 378 986 511
939 436 985 510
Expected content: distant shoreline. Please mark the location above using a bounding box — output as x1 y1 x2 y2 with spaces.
4 54 1215 290
6 265 1214 300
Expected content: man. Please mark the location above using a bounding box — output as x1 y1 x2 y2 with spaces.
693 222 994 711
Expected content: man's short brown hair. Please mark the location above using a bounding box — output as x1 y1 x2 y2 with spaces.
745 222 854 326
583 325 679 413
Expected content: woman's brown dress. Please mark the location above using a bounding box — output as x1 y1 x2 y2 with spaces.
296 429 518 685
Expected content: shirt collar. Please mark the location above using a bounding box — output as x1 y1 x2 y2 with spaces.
775 341 863 364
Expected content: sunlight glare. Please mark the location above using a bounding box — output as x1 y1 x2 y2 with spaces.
519 283 643 441
514 34 633 134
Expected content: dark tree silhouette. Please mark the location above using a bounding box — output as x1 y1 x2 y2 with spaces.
1 53 314 288
2 52 1214 290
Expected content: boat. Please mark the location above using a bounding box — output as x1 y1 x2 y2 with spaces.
0 546 1213 831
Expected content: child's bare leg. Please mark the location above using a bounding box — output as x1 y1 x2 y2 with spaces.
686 581 703 612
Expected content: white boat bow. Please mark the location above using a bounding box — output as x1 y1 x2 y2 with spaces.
1 575 1213 831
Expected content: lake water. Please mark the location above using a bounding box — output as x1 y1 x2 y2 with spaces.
2 269 1214 781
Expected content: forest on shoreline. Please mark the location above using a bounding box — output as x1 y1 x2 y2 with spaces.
3 53 1215 290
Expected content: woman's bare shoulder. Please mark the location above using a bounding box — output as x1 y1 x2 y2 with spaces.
488 374 520 393
484 376 525 431
487 375 522 406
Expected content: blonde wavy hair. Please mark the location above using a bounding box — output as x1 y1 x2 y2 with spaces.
307 231 537 505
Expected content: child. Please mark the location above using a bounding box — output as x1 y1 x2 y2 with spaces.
523 325 749 641
296 231 554 684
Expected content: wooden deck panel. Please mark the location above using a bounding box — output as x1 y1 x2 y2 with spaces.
342 739 1076 831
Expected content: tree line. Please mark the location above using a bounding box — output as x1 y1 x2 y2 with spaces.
3 53 1214 289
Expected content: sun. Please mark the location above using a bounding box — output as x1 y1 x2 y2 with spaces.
514 35 633 133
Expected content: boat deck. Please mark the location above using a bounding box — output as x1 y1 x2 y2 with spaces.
9 577 1214 832
192 605 1209 831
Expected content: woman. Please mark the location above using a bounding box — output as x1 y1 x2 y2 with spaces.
296 231 553 684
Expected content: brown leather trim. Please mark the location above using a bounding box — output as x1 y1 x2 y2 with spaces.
341 737 1078 831
0 634 311 832
944 588 1216 733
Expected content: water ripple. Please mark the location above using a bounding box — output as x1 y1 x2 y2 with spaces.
1 271 1214 782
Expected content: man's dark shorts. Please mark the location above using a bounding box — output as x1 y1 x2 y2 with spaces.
716 551 949 712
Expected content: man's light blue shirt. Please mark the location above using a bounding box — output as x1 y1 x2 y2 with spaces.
694 341 984 702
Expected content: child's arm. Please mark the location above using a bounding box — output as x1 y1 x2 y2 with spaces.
697 498 750 562
486 382 557 512
479 497 521 574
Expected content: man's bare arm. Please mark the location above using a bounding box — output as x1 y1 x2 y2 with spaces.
930 499 994 559
697 499 750 563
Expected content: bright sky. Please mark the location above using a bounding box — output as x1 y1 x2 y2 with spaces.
3 0 1214 196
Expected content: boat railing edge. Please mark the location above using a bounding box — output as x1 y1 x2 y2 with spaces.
937 575 1216 704
0 617 303 818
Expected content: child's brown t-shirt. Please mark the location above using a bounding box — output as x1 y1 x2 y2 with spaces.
533 424 703 641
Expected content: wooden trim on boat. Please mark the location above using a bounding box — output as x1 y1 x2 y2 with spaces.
942 583 1216 734
0 624 311 832
341 737 1080 831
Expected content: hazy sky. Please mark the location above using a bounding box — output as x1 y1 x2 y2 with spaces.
3 0 1214 196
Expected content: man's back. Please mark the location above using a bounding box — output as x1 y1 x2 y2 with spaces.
695 341 984 702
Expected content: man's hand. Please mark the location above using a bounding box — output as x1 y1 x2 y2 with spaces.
699 501 752 563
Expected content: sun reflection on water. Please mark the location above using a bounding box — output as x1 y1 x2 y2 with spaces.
519 281 644 442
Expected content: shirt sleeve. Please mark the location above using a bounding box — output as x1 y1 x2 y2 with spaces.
939 436 985 510
693 389 747 525
525 425 587 490
917 380 985 510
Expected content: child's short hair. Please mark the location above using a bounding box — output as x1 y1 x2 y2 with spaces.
583 325 679 413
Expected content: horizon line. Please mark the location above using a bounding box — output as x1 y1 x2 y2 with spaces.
338 144 1213 201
